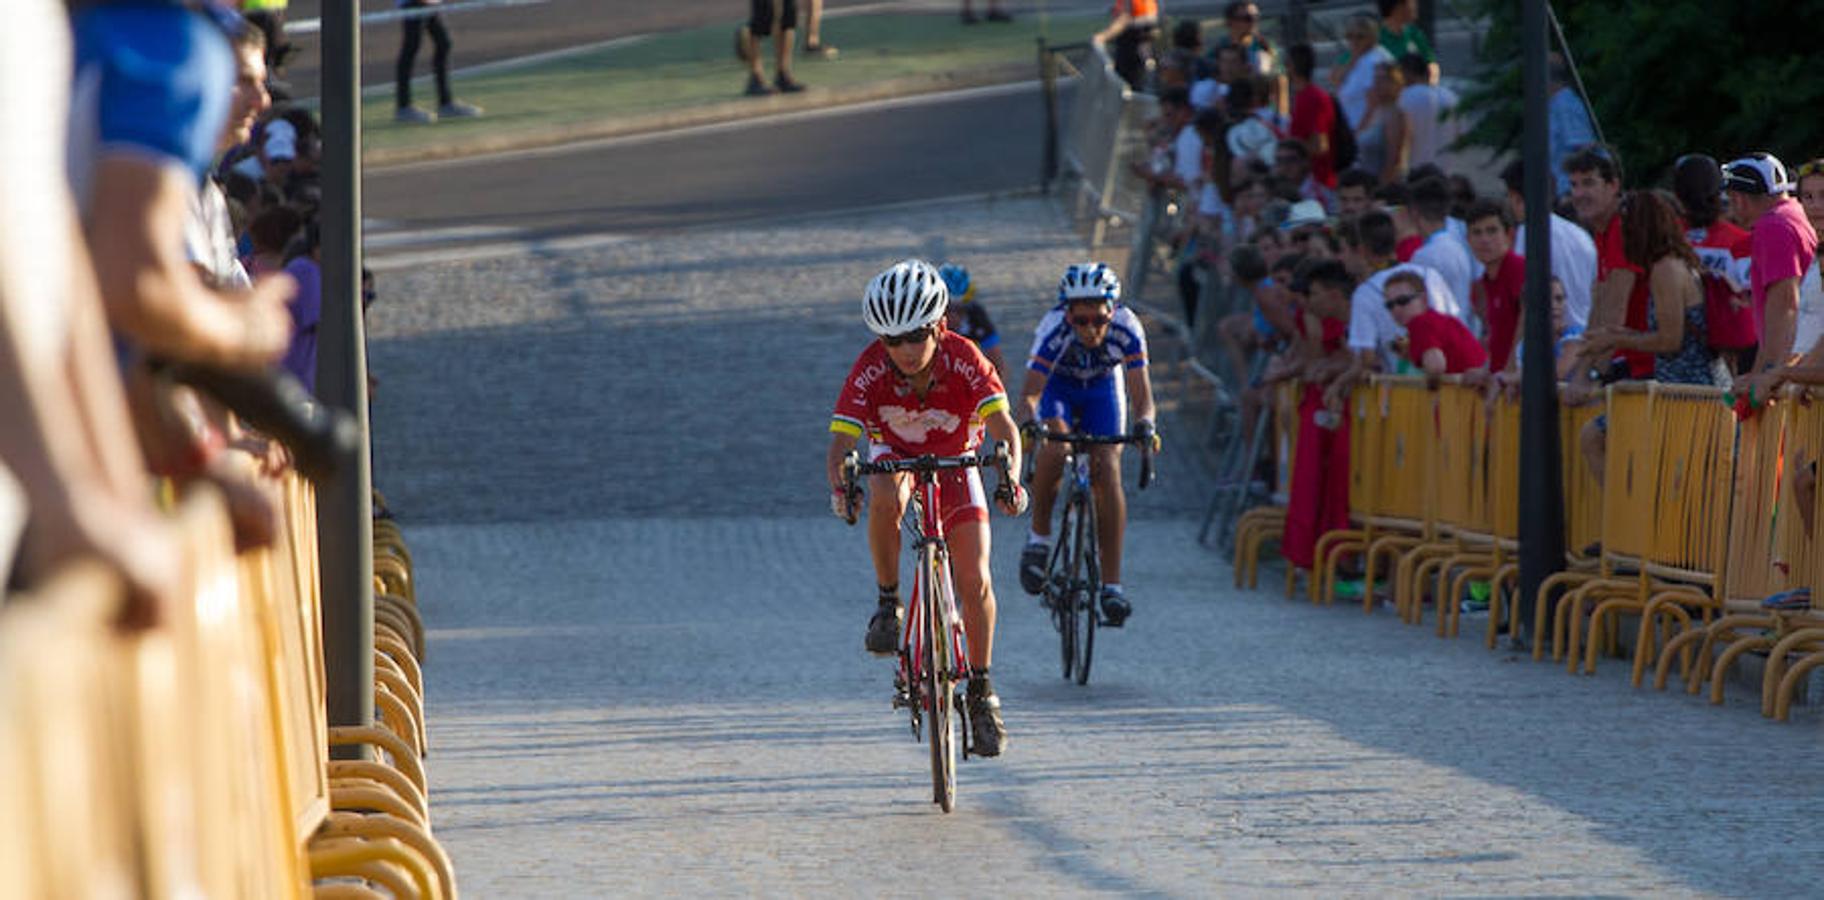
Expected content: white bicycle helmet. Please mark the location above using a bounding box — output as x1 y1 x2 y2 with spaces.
863 259 949 336
1057 262 1121 305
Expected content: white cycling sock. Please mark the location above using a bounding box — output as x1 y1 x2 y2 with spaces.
1027 530 1050 546
1102 582 1123 594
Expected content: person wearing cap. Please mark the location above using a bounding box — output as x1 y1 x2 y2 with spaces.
1280 199 1331 259
1726 152 1820 383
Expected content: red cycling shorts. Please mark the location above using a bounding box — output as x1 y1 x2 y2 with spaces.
870 445 988 531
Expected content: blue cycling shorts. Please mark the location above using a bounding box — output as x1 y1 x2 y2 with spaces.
1038 375 1127 436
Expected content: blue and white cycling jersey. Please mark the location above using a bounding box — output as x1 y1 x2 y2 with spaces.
1026 305 1148 384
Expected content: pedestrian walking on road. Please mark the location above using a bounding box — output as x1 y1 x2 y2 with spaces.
395 0 483 123
740 0 805 95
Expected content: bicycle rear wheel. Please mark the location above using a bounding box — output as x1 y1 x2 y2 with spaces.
925 547 957 812
1071 491 1098 686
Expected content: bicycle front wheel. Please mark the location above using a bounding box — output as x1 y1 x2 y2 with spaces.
1071 490 1098 686
1049 495 1076 680
925 547 957 812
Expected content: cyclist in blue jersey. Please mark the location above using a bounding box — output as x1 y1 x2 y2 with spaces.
1015 263 1157 626
938 263 1010 385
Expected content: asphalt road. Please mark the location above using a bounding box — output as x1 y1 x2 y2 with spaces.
362 83 1054 240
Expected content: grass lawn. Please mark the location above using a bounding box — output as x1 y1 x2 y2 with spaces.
363 12 1098 157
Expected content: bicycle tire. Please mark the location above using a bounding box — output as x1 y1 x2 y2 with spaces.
1072 489 1097 686
1049 491 1077 680
925 547 956 813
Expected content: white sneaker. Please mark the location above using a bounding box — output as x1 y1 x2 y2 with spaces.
394 106 434 124
438 101 483 119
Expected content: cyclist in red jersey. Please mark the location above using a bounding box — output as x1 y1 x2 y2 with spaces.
826 259 1026 757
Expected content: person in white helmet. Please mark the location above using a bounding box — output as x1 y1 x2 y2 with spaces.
826 259 1025 757
1015 263 1158 628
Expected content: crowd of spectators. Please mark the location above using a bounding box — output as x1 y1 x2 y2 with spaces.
1116 2 1824 575
3 0 366 625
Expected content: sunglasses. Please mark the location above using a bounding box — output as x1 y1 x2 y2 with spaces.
1230 12 1258 22
1071 314 1112 328
1799 160 1824 180
880 326 934 347
1383 292 1421 311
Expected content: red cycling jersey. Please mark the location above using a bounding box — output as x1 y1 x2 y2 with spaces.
830 330 1010 457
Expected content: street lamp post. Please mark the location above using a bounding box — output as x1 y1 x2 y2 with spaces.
317 0 375 758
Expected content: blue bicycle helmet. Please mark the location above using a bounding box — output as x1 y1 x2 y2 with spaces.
1057 262 1121 305
937 263 974 304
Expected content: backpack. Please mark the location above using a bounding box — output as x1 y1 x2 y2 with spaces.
1328 93 1359 172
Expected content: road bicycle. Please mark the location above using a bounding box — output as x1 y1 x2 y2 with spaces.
839 446 1016 813
1025 431 1153 685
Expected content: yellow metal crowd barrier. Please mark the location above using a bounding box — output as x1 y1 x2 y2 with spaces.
1234 373 1824 724
0 481 454 898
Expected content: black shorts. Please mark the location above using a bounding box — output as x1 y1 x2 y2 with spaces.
749 0 799 36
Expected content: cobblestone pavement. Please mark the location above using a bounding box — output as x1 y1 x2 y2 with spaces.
370 197 1824 897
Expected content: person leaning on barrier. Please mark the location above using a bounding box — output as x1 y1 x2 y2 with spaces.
1561 145 1647 406
72 0 294 374
1381 270 1486 388
1325 209 1460 408
1276 258 1356 571
1726 153 1819 389
3 0 181 626
1576 190 1716 484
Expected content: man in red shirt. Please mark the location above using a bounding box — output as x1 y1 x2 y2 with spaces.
1384 270 1487 383
1465 199 1524 371
1286 42 1337 189
826 259 1025 756
1724 153 1821 382
1564 146 1648 401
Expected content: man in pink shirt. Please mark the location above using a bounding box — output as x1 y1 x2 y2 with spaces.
1725 153 1819 380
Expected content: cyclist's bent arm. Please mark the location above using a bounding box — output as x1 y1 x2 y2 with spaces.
1016 367 1048 424
1124 364 1156 426
826 431 860 492
984 408 1023 482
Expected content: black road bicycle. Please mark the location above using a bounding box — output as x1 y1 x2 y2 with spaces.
1025 432 1153 685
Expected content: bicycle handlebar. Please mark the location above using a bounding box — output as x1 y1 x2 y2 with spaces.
839 445 1018 525
1027 431 1156 491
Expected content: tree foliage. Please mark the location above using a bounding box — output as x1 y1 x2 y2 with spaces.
1458 0 1824 187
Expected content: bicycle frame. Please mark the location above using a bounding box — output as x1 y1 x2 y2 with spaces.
843 448 1011 812
900 476 973 736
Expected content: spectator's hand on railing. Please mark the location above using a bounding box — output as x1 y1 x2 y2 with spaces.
16 485 183 632
1560 377 1597 407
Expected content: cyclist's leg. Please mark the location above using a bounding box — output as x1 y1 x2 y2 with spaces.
948 518 995 672
863 470 912 653
940 474 1007 754
1088 443 1126 583
865 471 910 587
1027 380 1074 537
